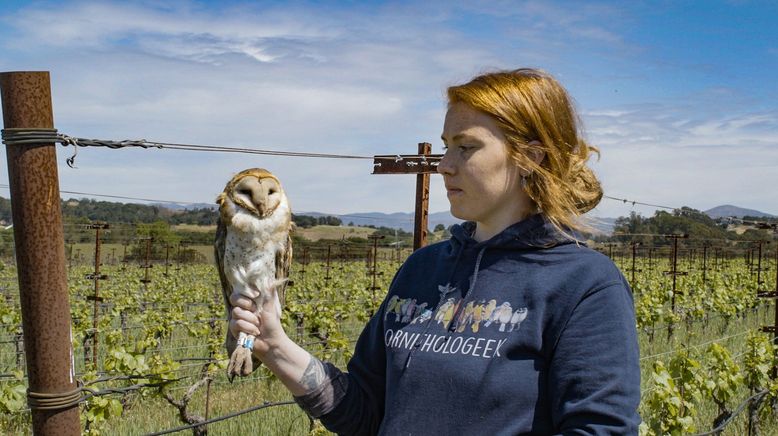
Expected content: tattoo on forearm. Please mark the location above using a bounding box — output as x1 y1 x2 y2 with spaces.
299 356 326 391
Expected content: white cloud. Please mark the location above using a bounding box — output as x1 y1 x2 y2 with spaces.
585 98 778 217
0 1 775 220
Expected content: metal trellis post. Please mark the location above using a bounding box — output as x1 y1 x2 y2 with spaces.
367 234 385 314
757 242 778 380
372 143 441 251
86 222 109 367
0 71 82 434
629 241 641 290
664 234 689 338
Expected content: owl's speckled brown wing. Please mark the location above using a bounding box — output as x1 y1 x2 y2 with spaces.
274 227 293 307
214 218 239 359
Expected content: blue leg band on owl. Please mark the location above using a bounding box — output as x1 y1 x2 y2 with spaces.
244 337 254 350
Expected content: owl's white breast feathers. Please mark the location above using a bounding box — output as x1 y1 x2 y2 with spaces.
223 202 289 317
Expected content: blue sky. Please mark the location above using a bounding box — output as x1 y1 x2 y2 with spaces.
0 0 776 220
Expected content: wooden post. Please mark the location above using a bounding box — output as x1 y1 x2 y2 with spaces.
1 71 81 434
372 144 441 252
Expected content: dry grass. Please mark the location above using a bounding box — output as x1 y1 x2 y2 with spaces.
295 225 376 241
172 224 218 233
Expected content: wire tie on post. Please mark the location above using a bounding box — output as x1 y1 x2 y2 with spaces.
1 128 60 146
27 381 85 411
395 155 403 162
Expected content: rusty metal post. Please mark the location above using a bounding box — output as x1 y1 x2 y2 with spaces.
367 235 385 312
140 237 153 286
774 244 778 379
702 244 708 287
629 241 640 289
756 241 765 289
324 244 332 282
86 222 109 367
1 71 81 434
648 248 654 271
664 234 688 339
758 243 778 380
164 244 171 276
413 142 431 251
372 144 440 251
121 240 128 270
300 247 308 276
139 237 152 311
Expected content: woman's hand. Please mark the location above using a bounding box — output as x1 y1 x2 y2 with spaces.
229 290 288 359
228 290 320 397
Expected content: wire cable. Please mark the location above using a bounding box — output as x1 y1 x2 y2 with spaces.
144 400 297 435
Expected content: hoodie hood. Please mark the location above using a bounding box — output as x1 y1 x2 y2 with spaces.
449 213 581 254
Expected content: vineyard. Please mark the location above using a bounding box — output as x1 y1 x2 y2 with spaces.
0 71 776 435
0 232 776 435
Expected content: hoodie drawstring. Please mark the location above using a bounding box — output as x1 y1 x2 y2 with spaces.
403 246 486 369
447 247 485 333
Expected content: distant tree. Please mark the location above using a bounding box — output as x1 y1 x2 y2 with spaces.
317 216 342 226
373 226 412 238
434 224 445 232
612 212 654 245
132 220 181 260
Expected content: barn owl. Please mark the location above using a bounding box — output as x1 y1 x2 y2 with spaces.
214 168 293 380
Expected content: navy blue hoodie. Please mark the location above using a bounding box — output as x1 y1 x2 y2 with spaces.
298 214 641 435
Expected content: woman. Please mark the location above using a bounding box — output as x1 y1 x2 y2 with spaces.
229 68 641 435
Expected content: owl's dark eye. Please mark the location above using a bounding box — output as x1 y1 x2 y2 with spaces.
268 189 276 195
238 189 252 197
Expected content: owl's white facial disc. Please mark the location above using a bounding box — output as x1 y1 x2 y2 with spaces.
231 177 282 218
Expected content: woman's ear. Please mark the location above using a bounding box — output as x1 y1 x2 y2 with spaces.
525 140 546 175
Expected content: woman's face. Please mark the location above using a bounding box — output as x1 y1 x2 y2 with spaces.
438 103 532 236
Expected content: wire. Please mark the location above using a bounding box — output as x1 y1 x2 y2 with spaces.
602 195 677 210
144 400 297 435
0 184 200 206
691 389 770 436
0 128 383 161
639 328 756 361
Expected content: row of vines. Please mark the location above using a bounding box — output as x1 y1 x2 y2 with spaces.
0 239 777 435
